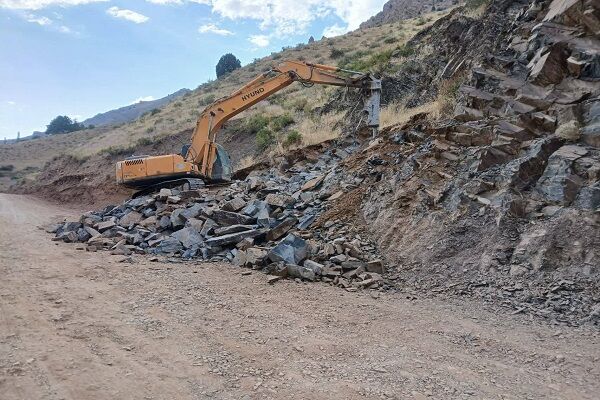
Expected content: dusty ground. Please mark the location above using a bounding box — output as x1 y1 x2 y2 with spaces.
1 193 599 400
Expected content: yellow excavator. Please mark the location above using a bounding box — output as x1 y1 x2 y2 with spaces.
115 60 381 193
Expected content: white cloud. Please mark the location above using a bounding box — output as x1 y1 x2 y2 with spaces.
248 34 269 47
322 23 346 37
131 96 155 104
145 0 387 35
106 6 149 24
7 101 16 105
0 0 108 10
146 0 182 4
199 0 386 35
198 23 233 36
58 24 71 33
25 14 51 25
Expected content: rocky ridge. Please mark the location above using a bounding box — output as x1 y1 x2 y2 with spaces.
360 0 457 29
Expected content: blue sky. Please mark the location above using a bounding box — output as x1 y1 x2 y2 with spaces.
0 0 387 139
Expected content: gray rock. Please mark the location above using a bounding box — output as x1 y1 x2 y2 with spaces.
180 203 203 220
536 145 587 205
266 217 298 241
366 259 385 274
222 197 247 212
246 247 268 266
200 218 216 237
156 237 183 254
205 229 262 247
297 214 316 230
97 220 116 232
268 234 308 265
212 210 256 226
580 99 600 147
77 228 91 242
265 193 295 208
341 260 366 271
119 211 143 227
83 225 101 238
303 259 324 275
62 221 82 233
170 209 186 228
185 218 204 232
158 215 171 230
286 264 316 281
214 224 255 236
171 227 204 249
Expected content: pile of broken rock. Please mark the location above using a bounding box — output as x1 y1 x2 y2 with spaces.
49 149 386 289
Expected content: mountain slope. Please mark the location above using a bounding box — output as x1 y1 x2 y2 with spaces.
360 0 457 29
82 88 191 128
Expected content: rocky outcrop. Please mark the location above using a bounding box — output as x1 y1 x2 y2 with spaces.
356 0 600 326
360 0 456 29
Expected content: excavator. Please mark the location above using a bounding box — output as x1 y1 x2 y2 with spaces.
115 60 381 194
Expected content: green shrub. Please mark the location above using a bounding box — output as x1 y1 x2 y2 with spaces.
270 113 295 132
246 115 270 134
284 130 302 147
173 102 182 107
150 108 161 116
146 127 154 134
136 137 153 146
394 45 415 58
286 98 310 113
329 48 345 59
465 0 490 9
383 36 396 44
199 94 216 106
256 127 274 150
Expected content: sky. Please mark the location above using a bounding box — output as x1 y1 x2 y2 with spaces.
0 0 387 139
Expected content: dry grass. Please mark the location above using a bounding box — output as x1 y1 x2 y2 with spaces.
236 155 257 170
380 101 441 128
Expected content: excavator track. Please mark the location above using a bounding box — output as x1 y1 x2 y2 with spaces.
131 178 206 199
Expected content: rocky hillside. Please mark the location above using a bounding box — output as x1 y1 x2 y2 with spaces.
82 88 191 128
360 0 458 29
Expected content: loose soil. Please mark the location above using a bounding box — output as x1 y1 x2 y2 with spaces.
1 193 598 399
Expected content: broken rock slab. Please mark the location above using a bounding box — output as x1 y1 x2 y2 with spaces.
211 210 256 226
268 234 308 265
205 229 263 247
171 227 203 249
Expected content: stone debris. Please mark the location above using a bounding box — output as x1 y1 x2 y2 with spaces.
52 147 386 291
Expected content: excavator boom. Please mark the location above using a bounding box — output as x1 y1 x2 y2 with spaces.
116 60 381 190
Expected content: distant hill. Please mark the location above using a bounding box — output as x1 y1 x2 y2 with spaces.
82 88 191 127
360 0 458 29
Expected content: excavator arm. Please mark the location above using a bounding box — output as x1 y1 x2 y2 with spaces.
116 60 381 190
186 60 381 179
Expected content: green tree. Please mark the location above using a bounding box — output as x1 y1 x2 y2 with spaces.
216 53 242 78
46 115 85 135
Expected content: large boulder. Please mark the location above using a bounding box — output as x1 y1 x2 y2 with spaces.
536 145 587 205
171 227 203 249
268 234 308 265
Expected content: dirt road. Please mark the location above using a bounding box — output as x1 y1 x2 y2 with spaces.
0 193 598 399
